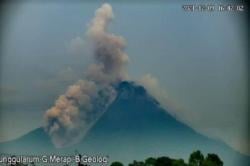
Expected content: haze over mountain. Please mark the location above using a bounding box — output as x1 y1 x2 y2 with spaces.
0 4 249 166
0 81 249 166
0 1 248 157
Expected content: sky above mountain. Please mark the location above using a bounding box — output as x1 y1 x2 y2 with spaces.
0 0 248 155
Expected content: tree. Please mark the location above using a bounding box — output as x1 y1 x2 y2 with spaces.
145 157 156 166
155 157 172 166
202 154 223 166
109 150 222 166
189 150 204 166
110 161 124 166
128 160 145 166
172 159 187 166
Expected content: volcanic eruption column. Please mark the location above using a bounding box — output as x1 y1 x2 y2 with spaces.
44 3 129 148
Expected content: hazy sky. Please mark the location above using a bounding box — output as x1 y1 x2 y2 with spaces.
0 1 248 154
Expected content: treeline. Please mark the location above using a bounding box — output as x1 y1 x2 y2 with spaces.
5 150 223 166
110 150 223 166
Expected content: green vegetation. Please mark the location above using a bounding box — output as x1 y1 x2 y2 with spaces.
111 150 223 166
111 161 124 166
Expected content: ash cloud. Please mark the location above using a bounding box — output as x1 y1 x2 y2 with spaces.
138 74 181 118
86 3 129 84
139 74 250 155
44 3 128 148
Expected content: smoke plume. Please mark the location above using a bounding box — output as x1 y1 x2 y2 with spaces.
138 74 181 118
44 3 128 148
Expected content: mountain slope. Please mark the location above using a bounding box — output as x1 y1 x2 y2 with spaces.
0 81 249 166
0 127 54 154
71 81 249 166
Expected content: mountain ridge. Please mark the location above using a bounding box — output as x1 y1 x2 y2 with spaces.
0 81 249 166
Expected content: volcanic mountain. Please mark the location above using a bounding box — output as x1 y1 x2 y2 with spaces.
0 81 249 166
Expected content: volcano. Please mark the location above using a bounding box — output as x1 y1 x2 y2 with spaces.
0 81 249 166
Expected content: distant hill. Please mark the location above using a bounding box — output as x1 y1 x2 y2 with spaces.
0 81 249 166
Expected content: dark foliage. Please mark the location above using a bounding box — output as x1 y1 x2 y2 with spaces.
111 161 124 166
110 150 223 166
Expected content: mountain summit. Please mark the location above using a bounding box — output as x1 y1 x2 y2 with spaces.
0 81 249 166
